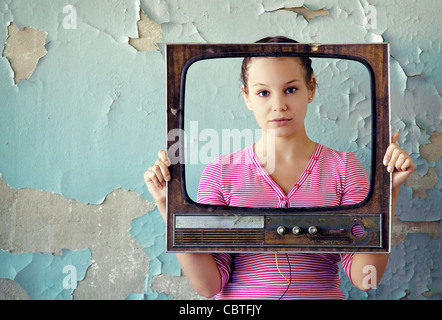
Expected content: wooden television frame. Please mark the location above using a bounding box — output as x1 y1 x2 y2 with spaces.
165 42 391 253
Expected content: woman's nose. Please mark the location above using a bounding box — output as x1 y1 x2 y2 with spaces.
272 94 288 111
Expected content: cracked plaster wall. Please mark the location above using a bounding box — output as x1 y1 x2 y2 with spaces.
0 0 441 300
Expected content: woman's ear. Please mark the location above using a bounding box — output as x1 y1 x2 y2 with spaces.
308 76 317 102
241 85 253 110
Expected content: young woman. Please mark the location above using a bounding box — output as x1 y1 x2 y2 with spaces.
144 36 415 299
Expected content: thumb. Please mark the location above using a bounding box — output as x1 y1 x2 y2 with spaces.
391 131 399 144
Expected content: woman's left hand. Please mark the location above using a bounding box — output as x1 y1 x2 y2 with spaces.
383 132 416 190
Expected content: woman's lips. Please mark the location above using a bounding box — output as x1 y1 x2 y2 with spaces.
270 118 292 126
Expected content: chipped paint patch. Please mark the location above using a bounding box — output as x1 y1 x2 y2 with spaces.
420 132 442 164
2 22 47 84
265 5 329 21
341 233 442 300
129 207 182 299
151 274 207 300
405 131 441 198
405 168 438 198
0 278 29 300
392 215 441 246
0 174 154 299
0 248 91 300
129 9 162 51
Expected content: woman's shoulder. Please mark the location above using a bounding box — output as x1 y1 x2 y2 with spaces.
319 144 360 163
207 145 253 168
317 145 365 175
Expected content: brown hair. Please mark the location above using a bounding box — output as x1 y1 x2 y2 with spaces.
240 36 314 93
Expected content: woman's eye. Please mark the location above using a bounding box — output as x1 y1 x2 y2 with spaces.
285 87 297 94
257 90 270 97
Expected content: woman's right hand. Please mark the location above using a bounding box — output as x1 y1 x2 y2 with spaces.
144 150 171 209
144 150 221 299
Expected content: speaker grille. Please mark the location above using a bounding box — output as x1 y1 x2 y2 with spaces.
174 229 265 246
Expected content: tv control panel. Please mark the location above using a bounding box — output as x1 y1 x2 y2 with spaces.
172 213 382 250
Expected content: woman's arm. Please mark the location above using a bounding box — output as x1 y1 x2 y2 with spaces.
350 132 415 291
144 150 222 298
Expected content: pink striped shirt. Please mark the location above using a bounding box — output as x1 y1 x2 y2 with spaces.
197 143 369 300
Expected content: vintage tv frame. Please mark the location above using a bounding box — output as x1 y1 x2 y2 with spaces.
165 42 391 253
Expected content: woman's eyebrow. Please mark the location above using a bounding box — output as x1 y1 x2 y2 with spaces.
252 79 301 87
285 79 301 85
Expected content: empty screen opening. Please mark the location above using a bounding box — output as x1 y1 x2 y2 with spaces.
182 57 372 206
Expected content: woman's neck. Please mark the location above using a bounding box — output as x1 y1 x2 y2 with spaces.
254 129 316 167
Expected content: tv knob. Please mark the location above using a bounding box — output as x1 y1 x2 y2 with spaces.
308 226 318 235
277 226 287 236
292 226 302 235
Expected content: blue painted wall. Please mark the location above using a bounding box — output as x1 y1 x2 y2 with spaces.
0 0 440 300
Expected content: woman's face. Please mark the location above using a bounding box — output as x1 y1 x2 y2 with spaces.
241 57 316 138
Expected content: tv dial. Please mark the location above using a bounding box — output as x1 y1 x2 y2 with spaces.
276 226 287 236
276 225 318 235
292 226 302 235
308 226 318 235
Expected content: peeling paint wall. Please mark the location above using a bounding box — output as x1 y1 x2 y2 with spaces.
0 0 441 300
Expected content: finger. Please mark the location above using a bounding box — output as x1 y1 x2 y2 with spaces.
150 163 167 187
391 131 400 144
387 147 402 173
152 164 167 187
383 142 398 166
400 157 416 172
392 161 416 189
388 146 412 173
393 151 409 171
383 132 400 165
155 158 171 182
144 167 164 190
158 150 171 167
